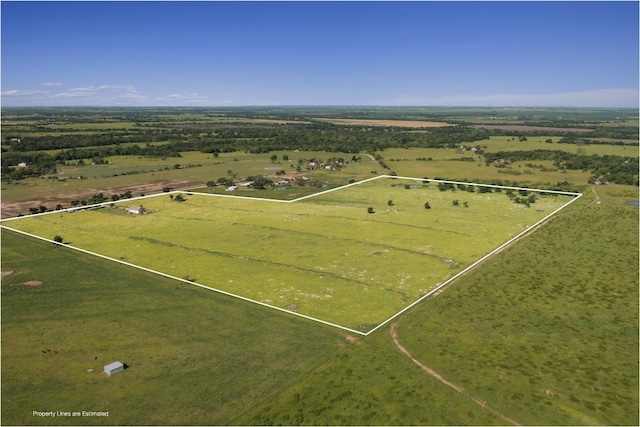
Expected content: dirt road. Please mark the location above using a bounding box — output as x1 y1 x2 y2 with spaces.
389 320 521 426
1 180 202 219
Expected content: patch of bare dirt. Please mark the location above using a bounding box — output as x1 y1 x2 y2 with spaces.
22 281 43 287
315 118 453 128
1 179 202 219
1 271 17 280
472 124 594 133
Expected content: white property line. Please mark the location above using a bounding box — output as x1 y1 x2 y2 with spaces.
0 224 369 336
1 175 583 336
0 174 581 223
364 189 583 336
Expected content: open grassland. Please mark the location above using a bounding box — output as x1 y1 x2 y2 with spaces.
0 230 349 426
475 135 638 157
2 228 514 426
383 147 591 187
1 150 376 206
393 184 639 425
240 185 639 426
2 107 637 425
1 177 575 332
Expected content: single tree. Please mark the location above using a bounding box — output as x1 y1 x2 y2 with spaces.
53 235 64 244
424 202 431 209
452 199 459 206
367 207 375 214
387 200 394 206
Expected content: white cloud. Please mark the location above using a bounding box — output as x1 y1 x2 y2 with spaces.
2 84 149 106
155 92 209 105
2 89 49 98
41 82 63 87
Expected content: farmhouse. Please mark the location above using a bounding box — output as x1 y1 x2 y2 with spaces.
126 206 146 214
104 361 124 376
226 185 238 191
278 172 306 183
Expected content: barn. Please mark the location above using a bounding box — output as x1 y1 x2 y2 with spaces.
104 361 124 376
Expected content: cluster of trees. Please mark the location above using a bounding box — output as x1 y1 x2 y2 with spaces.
4 130 179 152
1 152 57 181
207 174 274 190
557 136 639 146
484 150 639 186
3 108 637 188
369 199 433 213
23 190 136 215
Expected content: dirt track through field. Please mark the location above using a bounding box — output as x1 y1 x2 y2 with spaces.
389 320 521 426
384 194 570 425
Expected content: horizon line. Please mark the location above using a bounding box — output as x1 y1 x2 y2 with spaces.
2 105 638 109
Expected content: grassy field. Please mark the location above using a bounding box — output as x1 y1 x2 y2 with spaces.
0 230 349 426
1 150 377 205
2 107 637 425
240 185 639 426
383 147 590 187
1 177 577 332
4 183 631 425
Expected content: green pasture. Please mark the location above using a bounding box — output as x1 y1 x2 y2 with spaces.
393 184 639 425
1 150 377 204
475 135 639 157
383 147 590 187
2 177 576 332
241 184 639 426
0 229 348 426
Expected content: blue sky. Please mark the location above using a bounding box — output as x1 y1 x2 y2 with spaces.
2 1 638 107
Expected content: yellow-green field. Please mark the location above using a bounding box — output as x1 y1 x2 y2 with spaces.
2 176 577 333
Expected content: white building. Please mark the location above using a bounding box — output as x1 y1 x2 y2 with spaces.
104 361 124 376
127 206 146 214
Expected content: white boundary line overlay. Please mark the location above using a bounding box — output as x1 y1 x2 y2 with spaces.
1 175 582 336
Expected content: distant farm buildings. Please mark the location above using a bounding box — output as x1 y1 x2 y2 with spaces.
126 206 147 214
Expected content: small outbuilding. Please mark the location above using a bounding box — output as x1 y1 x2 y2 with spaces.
126 206 146 215
104 361 124 376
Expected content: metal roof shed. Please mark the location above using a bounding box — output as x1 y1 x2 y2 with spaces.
104 361 124 376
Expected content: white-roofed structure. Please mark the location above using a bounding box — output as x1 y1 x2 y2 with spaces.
104 361 124 376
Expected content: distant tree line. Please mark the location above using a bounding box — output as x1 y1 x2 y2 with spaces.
484 149 639 186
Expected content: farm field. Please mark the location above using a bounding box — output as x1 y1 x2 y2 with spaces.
2 184 636 426
0 229 350 426
2 106 637 426
1 176 578 333
313 118 453 128
241 185 639 426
